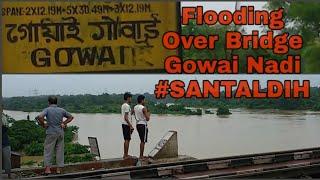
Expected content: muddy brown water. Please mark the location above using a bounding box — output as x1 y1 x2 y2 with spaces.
4 109 320 159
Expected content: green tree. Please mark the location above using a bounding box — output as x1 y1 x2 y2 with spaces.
267 1 320 72
302 41 320 73
25 142 44 156
65 143 89 155
8 120 45 151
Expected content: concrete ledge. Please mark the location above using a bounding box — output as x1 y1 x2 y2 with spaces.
13 157 138 178
150 155 196 164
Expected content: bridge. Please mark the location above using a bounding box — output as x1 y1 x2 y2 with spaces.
23 147 320 179
14 131 320 179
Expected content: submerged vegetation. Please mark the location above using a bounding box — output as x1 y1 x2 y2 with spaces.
216 105 232 115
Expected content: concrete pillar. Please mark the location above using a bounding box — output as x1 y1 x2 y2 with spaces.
148 131 178 159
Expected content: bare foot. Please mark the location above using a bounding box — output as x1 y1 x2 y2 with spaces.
123 155 133 159
44 167 52 175
139 156 148 160
56 167 62 174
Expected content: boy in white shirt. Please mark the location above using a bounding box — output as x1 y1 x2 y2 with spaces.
134 95 150 159
121 92 134 159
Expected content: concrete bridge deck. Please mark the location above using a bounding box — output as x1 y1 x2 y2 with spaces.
7 131 320 179
24 146 320 179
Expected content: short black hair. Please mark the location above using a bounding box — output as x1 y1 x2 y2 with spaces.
137 95 145 103
124 92 132 100
48 96 58 104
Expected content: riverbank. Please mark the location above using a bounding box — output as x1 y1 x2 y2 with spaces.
3 88 320 114
3 107 320 117
3 107 204 115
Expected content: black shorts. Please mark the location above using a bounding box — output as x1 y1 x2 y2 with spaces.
122 124 132 140
137 124 148 143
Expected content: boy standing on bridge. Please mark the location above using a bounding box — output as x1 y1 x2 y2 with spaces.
2 110 12 179
134 95 150 159
37 96 74 175
121 92 134 159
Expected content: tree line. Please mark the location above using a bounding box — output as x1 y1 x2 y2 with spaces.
3 87 320 115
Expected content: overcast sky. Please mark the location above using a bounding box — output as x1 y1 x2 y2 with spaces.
4 1 311 98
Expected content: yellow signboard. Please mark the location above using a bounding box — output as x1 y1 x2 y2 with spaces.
1 1 178 73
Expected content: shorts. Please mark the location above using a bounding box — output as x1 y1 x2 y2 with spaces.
122 124 132 140
137 124 148 143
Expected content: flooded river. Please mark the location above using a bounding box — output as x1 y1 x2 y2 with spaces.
4 109 320 159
